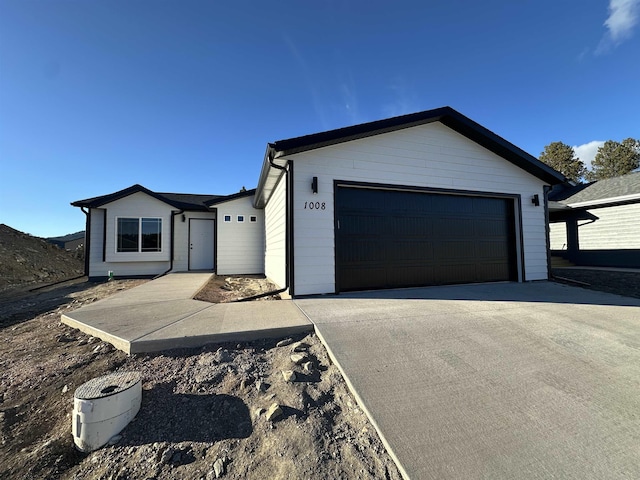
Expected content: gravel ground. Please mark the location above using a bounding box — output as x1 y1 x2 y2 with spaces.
0 279 401 480
552 268 640 299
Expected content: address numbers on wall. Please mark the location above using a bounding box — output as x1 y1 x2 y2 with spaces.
303 201 326 210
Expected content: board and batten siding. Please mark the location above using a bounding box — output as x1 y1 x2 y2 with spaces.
216 195 265 275
264 173 287 288
577 203 640 250
285 122 549 296
87 192 174 278
172 211 217 272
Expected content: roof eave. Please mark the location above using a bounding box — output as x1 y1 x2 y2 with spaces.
266 107 566 186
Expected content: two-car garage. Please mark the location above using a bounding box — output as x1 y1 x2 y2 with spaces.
257 106 566 296
334 184 519 292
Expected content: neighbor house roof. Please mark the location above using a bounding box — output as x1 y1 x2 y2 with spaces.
549 171 640 208
255 106 566 207
72 184 225 211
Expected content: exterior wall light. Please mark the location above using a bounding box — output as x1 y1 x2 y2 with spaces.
311 176 318 194
531 194 540 206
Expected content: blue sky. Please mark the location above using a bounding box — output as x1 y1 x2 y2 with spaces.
1 0 639 237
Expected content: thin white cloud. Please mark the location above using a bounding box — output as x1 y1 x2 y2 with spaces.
281 33 329 129
382 76 418 119
573 140 605 170
596 0 640 53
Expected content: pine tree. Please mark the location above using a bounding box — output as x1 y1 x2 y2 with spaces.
539 142 585 182
587 138 640 181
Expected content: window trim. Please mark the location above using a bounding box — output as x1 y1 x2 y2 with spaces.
115 216 163 253
237 215 245 223
223 214 232 223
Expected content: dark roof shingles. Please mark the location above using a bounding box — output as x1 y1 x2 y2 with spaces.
549 171 640 205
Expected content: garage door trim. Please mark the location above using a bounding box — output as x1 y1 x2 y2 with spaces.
333 180 525 293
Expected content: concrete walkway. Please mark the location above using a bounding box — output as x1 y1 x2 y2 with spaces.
62 273 312 353
295 282 640 480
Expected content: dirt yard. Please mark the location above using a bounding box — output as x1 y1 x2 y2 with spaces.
0 279 401 480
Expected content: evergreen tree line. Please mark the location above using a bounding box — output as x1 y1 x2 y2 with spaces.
539 139 640 183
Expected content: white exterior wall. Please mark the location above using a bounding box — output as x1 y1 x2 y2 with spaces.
216 195 265 274
549 222 567 250
287 122 549 295
173 211 217 272
264 173 287 288
88 192 174 278
577 203 640 249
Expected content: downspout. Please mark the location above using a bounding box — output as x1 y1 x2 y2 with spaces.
236 154 290 301
155 209 183 279
543 185 552 281
269 155 291 291
81 207 91 277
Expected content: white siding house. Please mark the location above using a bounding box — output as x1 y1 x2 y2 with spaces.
255 107 565 296
73 107 566 294
74 185 264 280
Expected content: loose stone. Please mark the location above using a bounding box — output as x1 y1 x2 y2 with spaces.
292 342 309 352
276 338 293 348
266 403 283 422
290 353 308 365
302 361 314 373
282 370 296 382
213 458 225 478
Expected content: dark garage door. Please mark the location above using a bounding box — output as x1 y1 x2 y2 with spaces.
335 186 518 292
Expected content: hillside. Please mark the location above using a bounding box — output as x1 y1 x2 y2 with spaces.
0 224 84 292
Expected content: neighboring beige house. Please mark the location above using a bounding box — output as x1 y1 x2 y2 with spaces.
72 107 565 295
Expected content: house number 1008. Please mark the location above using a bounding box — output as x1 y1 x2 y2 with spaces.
304 201 326 210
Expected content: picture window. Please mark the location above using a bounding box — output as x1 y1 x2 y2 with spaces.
116 217 162 253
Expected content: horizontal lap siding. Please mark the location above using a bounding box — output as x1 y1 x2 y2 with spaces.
549 223 567 250
88 192 174 278
578 203 640 249
290 122 548 295
216 196 264 275
264 173 287 288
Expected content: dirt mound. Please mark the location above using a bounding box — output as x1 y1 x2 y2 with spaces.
0 224 84 292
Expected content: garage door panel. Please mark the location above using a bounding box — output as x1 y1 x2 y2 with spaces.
335 186 518 292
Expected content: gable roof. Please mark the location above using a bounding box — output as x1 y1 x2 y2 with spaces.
71 184 225 211
549 171 640 208
255 106 566 207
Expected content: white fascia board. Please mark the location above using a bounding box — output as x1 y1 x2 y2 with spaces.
567 193 640 208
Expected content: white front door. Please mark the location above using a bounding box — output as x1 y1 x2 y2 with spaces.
189 219 215 270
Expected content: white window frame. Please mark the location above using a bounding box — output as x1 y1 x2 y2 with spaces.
223 214 232 223
115 217 163 253
237 215 245 223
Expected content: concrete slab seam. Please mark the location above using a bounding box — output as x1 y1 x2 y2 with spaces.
130 302 217 342
302 313 410 480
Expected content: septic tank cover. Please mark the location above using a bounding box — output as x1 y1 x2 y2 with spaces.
75 371 141 400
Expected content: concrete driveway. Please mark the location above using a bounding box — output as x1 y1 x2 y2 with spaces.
295 282 640 480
